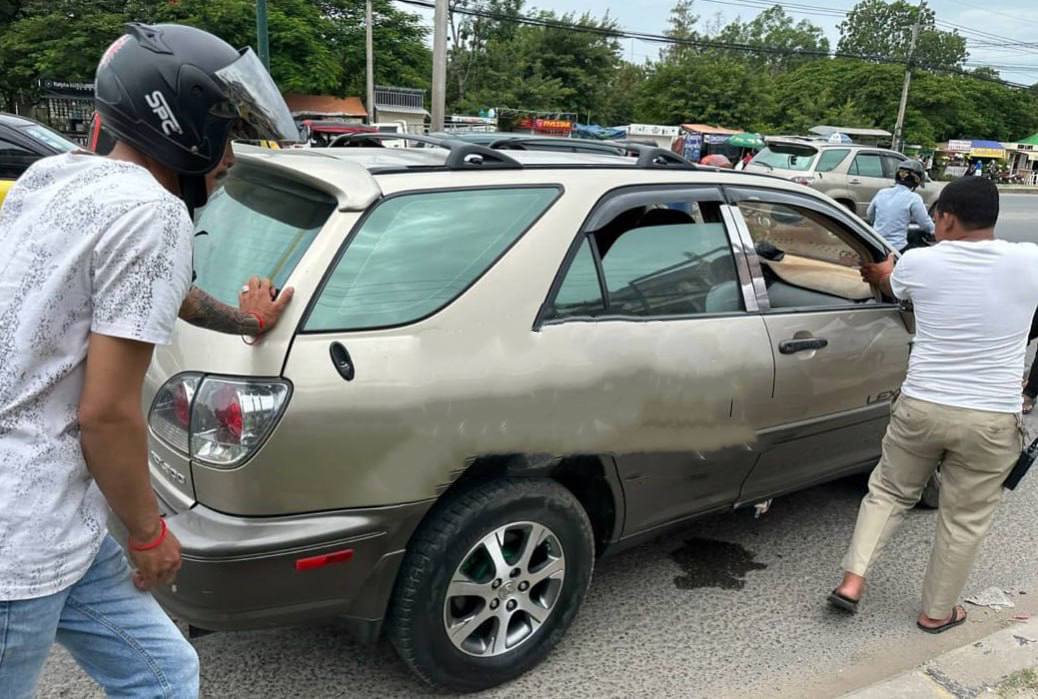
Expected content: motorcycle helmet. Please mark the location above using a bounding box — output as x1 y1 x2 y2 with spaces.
95 23 299 211
895 159 926 189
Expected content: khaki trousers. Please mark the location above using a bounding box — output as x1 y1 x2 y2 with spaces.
842 395 1024 619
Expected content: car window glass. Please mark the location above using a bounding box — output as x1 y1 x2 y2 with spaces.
736 200 874 308
22 125 78 152
584 200 743 318
851 154 884 178
0 137 39 179
815 149 850 173
194 173 336 306
307 187 559 332
550 238 605 319
751 146 817 172
881 155 904 178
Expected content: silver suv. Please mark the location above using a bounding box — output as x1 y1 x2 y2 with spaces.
140 138 912 692
746 137 942 216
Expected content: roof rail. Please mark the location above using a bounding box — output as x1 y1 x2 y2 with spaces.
326 132 522 170
488 136 626 155
620 143 698 169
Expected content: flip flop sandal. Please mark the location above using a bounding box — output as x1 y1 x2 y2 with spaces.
917 606 967 634
828 590 860 614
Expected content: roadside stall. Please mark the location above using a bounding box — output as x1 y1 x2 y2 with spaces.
727 132 765 168
618 124 680 149
966 140 1006 177
1003 134 1038 185
672 123 742 162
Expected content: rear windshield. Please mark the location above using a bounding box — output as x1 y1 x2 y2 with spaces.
305 186 560 332
21 124 78 152
192 170 336 306
752 146 818 172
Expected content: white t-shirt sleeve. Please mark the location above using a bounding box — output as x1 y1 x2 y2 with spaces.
91 199 193 345
889 250 919 301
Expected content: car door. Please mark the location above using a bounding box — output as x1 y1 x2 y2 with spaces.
724 186 911 503
537 185 775 536
0 130 44 193
847 151 889 212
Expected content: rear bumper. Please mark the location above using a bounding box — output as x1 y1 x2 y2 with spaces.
112 498 431 636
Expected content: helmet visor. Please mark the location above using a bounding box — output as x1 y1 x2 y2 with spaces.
213 48 299 142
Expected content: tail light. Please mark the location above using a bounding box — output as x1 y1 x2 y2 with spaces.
148 374 290 469
791 175 816 186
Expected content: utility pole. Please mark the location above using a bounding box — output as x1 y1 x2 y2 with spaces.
366 0 375 125
893 1 923 153
431 0 448 132
256 0 270 68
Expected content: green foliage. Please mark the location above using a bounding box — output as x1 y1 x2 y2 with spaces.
837 0 968 70
0 0 430 108
713 6 830 73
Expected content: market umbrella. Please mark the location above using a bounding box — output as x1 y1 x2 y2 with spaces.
727 132 765 149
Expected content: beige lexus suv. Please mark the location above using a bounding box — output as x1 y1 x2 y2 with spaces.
141 137 912 692
746 137 943 216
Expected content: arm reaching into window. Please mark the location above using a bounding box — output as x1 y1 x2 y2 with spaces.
179 278 294 335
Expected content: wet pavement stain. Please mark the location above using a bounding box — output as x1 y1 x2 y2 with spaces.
669 537 768 591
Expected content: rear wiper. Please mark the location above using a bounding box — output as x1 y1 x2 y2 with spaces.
753 161 774 171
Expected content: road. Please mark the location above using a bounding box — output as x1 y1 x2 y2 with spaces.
37 195 1038 698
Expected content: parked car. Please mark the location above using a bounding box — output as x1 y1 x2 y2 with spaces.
0 113 79 206
136 140 913 692
746 137 943 216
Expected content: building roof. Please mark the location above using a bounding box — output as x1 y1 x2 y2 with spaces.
1016 133 1038 146
376 104 430 116
680 123 740 135
810 125 893 138
284 94 367 118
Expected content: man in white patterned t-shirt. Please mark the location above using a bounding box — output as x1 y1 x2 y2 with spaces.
0 23 299 697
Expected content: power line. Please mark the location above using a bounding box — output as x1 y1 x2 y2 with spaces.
401 0 1031 88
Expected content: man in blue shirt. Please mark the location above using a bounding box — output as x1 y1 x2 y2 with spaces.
866 159 935 252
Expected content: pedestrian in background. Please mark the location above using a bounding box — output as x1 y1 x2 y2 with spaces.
828 176 1038 634
0 23 297 697
866 159 934 252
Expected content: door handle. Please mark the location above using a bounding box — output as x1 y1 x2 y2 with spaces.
848 178 862 184
329 342 355 381
779 338 828 354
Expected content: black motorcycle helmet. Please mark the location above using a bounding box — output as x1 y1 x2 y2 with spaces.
895 159 926 190
95 23 299 210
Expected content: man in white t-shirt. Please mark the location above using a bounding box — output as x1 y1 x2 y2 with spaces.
0 24 299 697
827 176 1038 634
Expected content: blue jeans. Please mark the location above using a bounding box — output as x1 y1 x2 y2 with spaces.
0 536 199 698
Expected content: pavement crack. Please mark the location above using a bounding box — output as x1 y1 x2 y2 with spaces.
924 666 979 699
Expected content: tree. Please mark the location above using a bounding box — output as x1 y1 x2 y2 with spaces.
837 0 968 70
663 0 701 60
712 6 830 72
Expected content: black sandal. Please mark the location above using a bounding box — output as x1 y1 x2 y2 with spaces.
828 589 860 614
917 605 967 634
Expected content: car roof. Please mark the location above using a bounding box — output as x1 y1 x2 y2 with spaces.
232 143 836 213
0 112 38 129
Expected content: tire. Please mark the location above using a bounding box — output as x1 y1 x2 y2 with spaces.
919 470 941 509
386 478 595 692
837 199 856 214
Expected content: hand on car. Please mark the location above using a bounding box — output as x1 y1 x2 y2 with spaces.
861 254 895 285
239 276 294 334
129 526 183 591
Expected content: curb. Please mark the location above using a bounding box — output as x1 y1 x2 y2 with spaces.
842 617 1038 698
998 186 1038 194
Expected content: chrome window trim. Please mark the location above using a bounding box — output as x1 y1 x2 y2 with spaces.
721 203 770 312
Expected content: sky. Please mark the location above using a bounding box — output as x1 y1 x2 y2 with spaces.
400 0 1038 85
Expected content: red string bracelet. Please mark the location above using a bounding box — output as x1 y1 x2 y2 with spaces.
129 518 168 552
246 311 265 334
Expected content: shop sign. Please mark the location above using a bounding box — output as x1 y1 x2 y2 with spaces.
627 123 679 137
517 117 573 133
970 147 1005 159
947 139 972 153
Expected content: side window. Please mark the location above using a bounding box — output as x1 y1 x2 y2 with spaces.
550 238 605 319
548 197 743 320
851 154 884 178
0 138 39 179
736 199 875 309
306 187 559 331
815 149 850 173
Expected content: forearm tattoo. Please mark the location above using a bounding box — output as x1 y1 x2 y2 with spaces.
179 286 261 335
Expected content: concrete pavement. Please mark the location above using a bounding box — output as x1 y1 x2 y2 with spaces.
845 616 1038 698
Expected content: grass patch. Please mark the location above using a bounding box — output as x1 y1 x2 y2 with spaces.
998 668 1038 697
